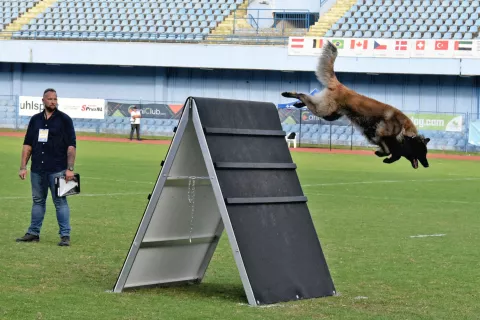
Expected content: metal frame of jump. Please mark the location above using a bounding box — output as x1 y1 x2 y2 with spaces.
113 97 336 306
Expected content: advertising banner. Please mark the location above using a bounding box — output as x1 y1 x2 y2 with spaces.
106 101 184 119
406 113 463 132
19 96 105 119
468 121 480 146
278 108 301 124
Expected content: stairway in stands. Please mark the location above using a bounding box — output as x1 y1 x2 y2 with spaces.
0 0 58 39
306 0 357 37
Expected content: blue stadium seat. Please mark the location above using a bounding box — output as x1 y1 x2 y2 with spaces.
412 31 422 38
389 25 398 32
449 25 458 32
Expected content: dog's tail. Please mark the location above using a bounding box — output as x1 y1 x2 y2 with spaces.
315 40 339 87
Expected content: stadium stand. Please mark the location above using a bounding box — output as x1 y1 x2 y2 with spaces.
312 0 480 39
0 1 42 26
3 0 246 41
0 0 50 37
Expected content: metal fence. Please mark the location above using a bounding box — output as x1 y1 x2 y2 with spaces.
232 8 318 37
1 94 479 153
280 108 479 153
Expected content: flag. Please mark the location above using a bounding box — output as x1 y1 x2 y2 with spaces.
454 40 473 51
331 39 344 49
435 40 449 50
350 39 368 49
373 40 387 50
415 40 425 50
395 40 408 51
312 38 323 49
290 38 304 49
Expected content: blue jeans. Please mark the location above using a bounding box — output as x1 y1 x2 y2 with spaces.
27 170 71 237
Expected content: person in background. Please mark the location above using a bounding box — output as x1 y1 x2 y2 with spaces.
129 105 141 141
16 88 76 247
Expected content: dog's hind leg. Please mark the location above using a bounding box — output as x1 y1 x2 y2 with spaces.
293 101 306 108
281 91 299 99
281 92 308 109
322 112 343 121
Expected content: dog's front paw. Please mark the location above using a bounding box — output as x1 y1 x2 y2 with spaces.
383 157 393 164
375 150 389 157
281 92 295 98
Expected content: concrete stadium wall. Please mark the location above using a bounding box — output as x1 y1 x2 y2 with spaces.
2 40 480 76
0 62 478 114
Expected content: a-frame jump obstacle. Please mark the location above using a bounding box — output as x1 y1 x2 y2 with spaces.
113 97 336 306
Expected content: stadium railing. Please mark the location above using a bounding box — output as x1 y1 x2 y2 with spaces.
0 30 292 45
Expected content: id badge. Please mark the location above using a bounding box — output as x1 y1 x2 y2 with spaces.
38 129 49 142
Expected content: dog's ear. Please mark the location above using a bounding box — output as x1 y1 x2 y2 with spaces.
424 137 430 144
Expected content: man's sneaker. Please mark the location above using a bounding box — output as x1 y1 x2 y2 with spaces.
58 236 70 246
16 233 39 242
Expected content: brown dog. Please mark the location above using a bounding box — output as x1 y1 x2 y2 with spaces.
281 40 430 167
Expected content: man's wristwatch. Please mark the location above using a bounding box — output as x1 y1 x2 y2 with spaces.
68 166 74 171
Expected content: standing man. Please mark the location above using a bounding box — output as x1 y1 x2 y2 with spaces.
129 105 141 141
16 88 77 247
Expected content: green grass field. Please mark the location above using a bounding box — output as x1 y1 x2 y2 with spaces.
1 135 479 320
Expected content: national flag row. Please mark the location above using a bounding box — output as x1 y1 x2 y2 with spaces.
288 37 480 59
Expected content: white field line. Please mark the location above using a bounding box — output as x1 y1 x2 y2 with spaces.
84 177 154 184
0 192 146 200
302 177 480 187
304 192 480 205
410 234 446 238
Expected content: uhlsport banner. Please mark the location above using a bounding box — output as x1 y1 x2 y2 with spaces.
288 37 480 59
19 96 105 119
106 101 184 119
406 113 463 132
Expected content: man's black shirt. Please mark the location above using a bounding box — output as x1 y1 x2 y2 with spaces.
23 109 76 173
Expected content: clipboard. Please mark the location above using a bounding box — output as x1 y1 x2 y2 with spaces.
55 173 81 197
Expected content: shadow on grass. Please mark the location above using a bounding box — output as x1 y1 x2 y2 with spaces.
120 281 247 303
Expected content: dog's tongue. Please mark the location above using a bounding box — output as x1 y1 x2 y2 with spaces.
413 159 418 169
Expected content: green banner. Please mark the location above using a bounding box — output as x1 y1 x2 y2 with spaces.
406 113 463 132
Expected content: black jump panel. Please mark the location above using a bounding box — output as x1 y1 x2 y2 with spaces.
194 97 283 131
205 135 293 163
192 97 335 305
227 203 335 305
204 127 286 136
214 162 297 170
215 170 304 199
